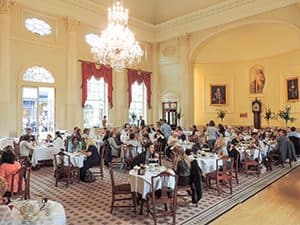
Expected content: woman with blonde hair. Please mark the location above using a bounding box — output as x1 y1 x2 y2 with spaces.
213 136 228 158
173 146 191 186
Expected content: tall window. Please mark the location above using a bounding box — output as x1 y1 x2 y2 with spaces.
129 81 147 124
83 77 108 128
21 66 55 139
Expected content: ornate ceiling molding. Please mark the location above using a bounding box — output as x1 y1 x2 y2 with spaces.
155 0 299 41
0 0 15 14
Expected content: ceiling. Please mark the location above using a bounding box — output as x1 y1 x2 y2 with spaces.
195 23 300 63
91 0 225 24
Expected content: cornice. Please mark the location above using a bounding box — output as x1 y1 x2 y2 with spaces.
154 0 299 42
0 0 15 14
157 0 255 32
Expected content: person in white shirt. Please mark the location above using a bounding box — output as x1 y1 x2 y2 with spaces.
53 131 65 150
19 135 35 157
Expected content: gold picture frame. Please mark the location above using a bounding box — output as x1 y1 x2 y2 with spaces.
210 84 227 105
286 76 299 102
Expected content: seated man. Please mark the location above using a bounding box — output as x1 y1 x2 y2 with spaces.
19 127 36 144
269 129 289 163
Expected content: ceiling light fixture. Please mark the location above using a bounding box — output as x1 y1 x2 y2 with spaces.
85 0 143 72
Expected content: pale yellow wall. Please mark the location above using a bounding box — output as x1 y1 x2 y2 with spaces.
0 2 154 137
194 50 300 127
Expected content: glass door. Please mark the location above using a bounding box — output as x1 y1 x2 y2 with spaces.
22 87 55 139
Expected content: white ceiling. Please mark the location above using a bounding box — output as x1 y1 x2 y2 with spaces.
91 0 225 24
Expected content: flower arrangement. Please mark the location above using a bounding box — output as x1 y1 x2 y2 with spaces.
264 106 275 126
216 107 227 123
277 105 296 127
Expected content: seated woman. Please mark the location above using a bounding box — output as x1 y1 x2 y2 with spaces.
124 132 140 159
19 135 35 158
0 147 22 198
45 134 53 144
53 131 65 150
80 145 100 181
173 146 191 186
67 136 82 153
131 142 159 168
108 131 122 157
213 136 228 158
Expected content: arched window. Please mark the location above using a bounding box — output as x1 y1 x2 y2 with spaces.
129 81 147 124
83 77 108 128
23 66 55 83
21 66 55 138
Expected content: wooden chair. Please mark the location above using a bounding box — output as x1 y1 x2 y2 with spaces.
54 151 80 187
18 156 32 168
206 156 234 196
13 141 21 159
230 149 240 184
146 171 178 225
90 145 105 179
109 165 136 214
123 144 138 169
155 142 165 165
10 166 31 200
241 149 260 177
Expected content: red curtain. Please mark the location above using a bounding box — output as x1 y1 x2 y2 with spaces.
127 69 152 109
81 61 113 108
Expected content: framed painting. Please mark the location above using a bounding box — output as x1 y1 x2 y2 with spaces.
210 84 227 105
286 77 299 101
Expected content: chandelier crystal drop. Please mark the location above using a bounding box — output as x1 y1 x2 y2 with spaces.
86 0 143 71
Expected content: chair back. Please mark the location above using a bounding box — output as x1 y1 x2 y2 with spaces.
13 141 20 159
154 142 164 153
11 166 31 200
150 170 178 206
124 144 137 161
54 151 71 169
216 156 234 178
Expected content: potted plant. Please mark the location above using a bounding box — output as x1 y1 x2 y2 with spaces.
277 105 295 127
176 108 183 125
216 107 227 123
264 106 275 126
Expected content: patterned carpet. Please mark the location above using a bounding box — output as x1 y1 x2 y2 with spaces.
29 161 300 225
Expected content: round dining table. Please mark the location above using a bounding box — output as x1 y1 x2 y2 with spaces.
129 166 176 199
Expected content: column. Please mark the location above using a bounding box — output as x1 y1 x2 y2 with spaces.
111 69 128 128
179 33 193 129
65 17 80 131
151 42 160 125
0 0 14 137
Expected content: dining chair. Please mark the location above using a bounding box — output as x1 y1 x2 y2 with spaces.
54 151 80 187
154 142 165 165
241 149 260 177
90 145 105 179
206 156 234 196
10 165 31 200
146 171 178 225
123 144 138 169
13 141 21 159
109 164 136 214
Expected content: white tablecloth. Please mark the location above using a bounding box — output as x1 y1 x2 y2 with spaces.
129 167 176 199
31 145 61 167
191 154 222 175
0 200 66 225
237 148 260 161
63 152 86 168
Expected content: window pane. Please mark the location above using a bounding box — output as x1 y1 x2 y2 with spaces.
83 77 108 128
129 81 147 125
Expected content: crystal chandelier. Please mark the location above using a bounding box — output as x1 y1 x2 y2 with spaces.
85 0 143 71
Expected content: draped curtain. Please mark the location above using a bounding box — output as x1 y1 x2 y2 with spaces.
127 69 152 109
81 61 113 108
